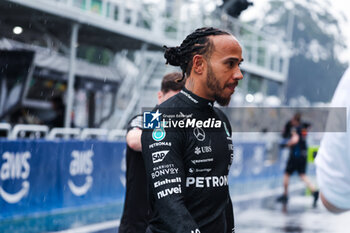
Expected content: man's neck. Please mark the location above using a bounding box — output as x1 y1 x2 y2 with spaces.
185 76 214 101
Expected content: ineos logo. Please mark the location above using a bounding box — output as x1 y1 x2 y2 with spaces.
193 127 205 141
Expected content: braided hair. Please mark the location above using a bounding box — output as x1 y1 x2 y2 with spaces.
164 27 230 82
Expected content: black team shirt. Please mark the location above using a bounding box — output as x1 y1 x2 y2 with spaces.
119 115 150 233
142 88 234 233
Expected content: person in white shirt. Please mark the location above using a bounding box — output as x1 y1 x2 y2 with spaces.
315 67 350 213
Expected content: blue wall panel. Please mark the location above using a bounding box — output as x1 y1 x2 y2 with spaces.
0 139 312 220
0 139 126 219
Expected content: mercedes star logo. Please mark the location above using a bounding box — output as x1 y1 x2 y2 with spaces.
193 127 205 141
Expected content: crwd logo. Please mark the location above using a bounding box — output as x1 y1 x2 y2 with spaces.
0 152 31 203
68 150 94 196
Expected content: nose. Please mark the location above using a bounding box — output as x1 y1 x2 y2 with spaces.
233 67 243 81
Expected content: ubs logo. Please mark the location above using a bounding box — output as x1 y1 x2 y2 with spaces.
68 150 93 196
0 152 31 203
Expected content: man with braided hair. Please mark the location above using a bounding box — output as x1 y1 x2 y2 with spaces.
142 27 243 233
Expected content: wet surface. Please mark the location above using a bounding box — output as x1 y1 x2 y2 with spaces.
235 195 350 233
2 193 349 233
0 203 123 233
85 193 350 233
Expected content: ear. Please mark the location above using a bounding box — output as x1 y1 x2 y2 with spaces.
192 55 206 75
157 91 163 104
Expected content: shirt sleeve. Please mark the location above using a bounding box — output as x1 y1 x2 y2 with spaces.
225 196 234 233
141 126 201 233
214 107 235 231
127 115 143 133
315 67 350 209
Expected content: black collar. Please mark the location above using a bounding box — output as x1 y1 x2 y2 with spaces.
178 87 214 109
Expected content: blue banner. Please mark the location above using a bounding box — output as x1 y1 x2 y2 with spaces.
0 139 312 220
0 139 126 219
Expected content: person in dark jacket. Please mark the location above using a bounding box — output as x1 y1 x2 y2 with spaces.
142 27 244 233
277 113 319 207
119 72 185 233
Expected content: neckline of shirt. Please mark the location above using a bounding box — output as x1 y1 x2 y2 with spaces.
179 87 214 108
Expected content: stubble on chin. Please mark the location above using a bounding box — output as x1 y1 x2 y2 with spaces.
215 94 231 106
206 67 231 106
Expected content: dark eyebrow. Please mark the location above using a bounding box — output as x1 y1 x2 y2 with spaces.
225 57 244 63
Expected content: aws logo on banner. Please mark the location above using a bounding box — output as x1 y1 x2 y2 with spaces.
0 152 31 204
68 150 94 196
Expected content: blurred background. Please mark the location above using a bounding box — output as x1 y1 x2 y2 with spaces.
0 0 349 232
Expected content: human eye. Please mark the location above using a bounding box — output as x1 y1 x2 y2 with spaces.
226 60 235 68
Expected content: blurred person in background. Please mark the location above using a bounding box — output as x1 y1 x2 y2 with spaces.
10 108 41 125
277 113 319 207
119 72 185 233
315 67 350 213
45 96 65 128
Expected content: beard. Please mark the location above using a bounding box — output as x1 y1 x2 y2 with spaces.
206 64 231 106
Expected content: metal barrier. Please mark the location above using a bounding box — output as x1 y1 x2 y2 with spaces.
80 128 109 140
47 128 81 140
0 123 11 138
108 129 126 141
9 124 49 140
2 124 128 141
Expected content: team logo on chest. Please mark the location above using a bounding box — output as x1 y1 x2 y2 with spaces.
194 146 212 155
152 127 166 141
152 150 169 163
193 127 205 141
